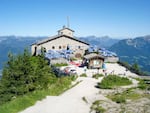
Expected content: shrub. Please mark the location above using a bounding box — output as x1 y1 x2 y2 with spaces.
99 75 132 89
70 57 77 61
80 73 87 77
92 74 103 79
93 100 101 105
107 88 142 103
70 75 77 81
94 106 105 113
111 95 126 103
52 63 68 67
90 100 105 113
138 79 148 90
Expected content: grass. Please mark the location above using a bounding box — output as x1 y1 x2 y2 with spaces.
0 90 49 113
98 75 132 89
93 100 101 105
138 80 147 90
133 77 150 90
137 79 150 90
107 88 142 103
0 76 74 113
90 100 105 113
52 63 68 67
92 74 103 79
144 93 150 99
70 57 78 61
70 75 78 81
80 73 87 77
108 94 126 103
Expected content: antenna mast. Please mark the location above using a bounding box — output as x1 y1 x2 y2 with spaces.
67 16 70 28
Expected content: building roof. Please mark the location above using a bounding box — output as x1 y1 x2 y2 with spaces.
84 53 104 60
32 34 89 46
58 27 75 32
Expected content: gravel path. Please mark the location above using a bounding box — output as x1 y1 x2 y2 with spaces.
20 77 107 113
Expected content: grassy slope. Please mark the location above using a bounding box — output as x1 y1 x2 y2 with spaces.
0 76 75 113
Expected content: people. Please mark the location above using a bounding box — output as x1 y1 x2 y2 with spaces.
111 70 115 75
102 63 107 76
84 66 87 74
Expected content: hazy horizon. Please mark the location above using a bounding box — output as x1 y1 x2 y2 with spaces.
0 34 150 40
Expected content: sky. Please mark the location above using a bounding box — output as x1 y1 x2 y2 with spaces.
0 0 150 38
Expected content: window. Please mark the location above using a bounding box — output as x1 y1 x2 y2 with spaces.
59 46 61 49
52 46 55 49
63 45 66 49
78 46 81 49
67 45 70 50
93 60 100 66
43 47 46 52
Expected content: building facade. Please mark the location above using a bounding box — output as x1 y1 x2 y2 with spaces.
83 53 104 69
31 26 89 57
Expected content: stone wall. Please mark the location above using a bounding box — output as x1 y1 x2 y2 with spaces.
105 57 119 63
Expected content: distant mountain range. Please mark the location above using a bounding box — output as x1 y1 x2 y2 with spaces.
79 36 120 48
0 35 150 74
109 35 150 74
0 36 45 69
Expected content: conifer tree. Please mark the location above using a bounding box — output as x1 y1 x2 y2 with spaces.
0 49 56 104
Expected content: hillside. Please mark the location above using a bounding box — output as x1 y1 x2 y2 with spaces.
109 35 150 73
79 36 119 48
0 36 44 69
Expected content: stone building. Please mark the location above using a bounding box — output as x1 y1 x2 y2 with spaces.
31 26 89 58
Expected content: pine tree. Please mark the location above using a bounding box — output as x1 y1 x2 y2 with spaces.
0 49 56 104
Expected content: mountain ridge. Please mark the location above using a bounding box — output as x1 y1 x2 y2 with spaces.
79 36 120 48
0 36 45 69
109 35 150 73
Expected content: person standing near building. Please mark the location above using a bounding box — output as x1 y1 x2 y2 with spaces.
102 63 107 76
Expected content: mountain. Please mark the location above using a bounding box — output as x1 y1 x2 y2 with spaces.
109 35 150 73
79 36 120 48
0 36 45 69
